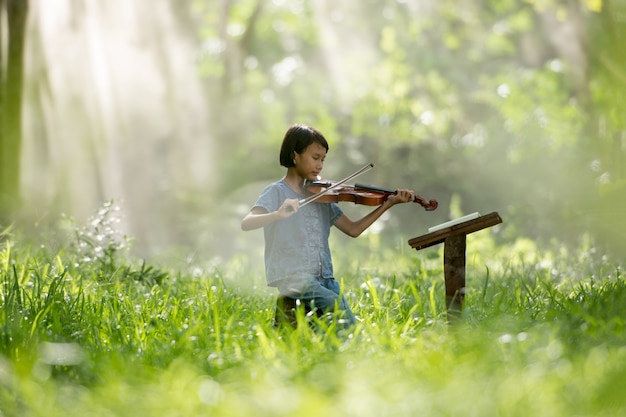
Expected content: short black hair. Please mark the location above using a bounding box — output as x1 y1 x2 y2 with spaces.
279 124 329 168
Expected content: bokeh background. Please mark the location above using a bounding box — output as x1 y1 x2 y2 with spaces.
2 0 625 268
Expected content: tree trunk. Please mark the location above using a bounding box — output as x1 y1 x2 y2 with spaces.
0 0 28 220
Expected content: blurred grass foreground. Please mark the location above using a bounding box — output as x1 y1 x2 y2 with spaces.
1 206 625 417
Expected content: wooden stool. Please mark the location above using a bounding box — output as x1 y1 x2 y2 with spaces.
408 212 503 322
273 295 323 328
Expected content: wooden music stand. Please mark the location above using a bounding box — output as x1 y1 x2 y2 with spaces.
408 212 503 321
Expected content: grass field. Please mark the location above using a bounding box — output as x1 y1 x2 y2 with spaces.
1 216 625 417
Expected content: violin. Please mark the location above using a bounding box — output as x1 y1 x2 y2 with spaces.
304 181 438 211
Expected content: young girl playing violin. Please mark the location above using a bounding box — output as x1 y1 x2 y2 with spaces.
241 124 416 327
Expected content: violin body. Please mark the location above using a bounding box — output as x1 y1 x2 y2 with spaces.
305 183 387 206
305 181 438 211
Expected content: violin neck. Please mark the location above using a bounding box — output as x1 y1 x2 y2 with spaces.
353 183 395 195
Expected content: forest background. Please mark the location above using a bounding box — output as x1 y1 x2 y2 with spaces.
1 0 625 270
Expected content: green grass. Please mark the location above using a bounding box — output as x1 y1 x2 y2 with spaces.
1 229 625 416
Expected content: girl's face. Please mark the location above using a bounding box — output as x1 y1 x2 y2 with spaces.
294 142 326 181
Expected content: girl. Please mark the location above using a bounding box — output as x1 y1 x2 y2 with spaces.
241 124 415 326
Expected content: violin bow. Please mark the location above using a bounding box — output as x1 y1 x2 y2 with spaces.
298 163 375 208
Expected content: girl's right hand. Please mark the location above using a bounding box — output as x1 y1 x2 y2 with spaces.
276 198 299 218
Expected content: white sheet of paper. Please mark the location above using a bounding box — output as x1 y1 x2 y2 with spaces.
428 212 481 233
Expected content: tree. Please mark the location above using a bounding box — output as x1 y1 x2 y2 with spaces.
586 0 626 256
0 0 29 221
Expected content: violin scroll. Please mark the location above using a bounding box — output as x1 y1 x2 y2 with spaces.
413 196 438 211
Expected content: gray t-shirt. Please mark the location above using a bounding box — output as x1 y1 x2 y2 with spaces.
252 179 344 286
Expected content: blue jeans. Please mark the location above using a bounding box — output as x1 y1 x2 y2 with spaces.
276 276 356 326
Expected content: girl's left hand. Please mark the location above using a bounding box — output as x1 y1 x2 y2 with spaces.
387 189 415 205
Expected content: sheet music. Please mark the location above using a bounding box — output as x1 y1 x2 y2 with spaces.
427 212 481 233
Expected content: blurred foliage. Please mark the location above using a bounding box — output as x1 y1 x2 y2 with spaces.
8 0 623 261
188 0 625 259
